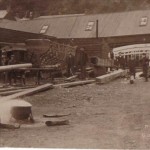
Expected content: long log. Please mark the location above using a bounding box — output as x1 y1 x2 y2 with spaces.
65 75 78 82
45 120 69 126
0 85 35 93
0 63 32 72
54 80 95 88
0 123 20 129
96 69 127 84
0 83 53 102
0 89 24 96
43 113 71 118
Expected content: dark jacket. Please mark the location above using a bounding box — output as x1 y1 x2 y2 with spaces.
128 59 136 73
78 50 88 66
141 57 149 69
66 54 75 67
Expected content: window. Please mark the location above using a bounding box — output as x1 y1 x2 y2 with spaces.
40 25 49 34
85 21 94 31
140 17 148 26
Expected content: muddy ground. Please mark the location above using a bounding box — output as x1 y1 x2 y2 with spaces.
1 77 150 149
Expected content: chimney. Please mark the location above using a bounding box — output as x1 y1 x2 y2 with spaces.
96 20 99 38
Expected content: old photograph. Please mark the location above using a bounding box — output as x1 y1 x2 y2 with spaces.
1 0 150 149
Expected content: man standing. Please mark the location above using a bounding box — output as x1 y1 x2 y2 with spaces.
78 47 88 80
66 52 75 77
8 55 17 85
117 52 125 69
1 54 8 85
128 56 136 84
141 53 149 82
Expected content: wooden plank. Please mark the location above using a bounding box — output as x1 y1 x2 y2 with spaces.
65 75 78 82
54 80 95 88
0 123 20 129
0 63 32 72
43 113 71 118
45 120 69 126
96 69 127 84
0 85 35 93
0 89 24 96
0 83 53 102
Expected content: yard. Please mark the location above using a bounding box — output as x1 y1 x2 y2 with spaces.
1 77 150 149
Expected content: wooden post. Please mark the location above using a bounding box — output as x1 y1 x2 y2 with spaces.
96 20 99 39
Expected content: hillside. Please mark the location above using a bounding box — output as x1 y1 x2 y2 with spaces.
0 0 150 18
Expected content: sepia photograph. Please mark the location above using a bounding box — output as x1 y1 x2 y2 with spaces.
1 0 150 149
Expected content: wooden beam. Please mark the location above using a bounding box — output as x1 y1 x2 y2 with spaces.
43 113 71 118
0 123 20 129
54 80 95 88
45 120 69 126
0 89 24 96
65 75 78 82
0 85 35 93
0 63 32 72
0 83 53 102
96 69 127 84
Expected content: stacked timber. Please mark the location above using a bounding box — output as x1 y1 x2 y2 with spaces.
96 69 127 84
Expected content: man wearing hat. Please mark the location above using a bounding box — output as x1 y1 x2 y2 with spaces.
78 47 89 79
117 52 125 69
141 53 149 82
65 51 75 77
1 54 8 85
8 55 17 85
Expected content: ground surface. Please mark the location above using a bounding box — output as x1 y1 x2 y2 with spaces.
1 77 150 149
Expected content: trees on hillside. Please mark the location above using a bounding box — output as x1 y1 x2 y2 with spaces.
0 0 150 19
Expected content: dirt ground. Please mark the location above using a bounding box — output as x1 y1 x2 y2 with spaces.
1 77 150 149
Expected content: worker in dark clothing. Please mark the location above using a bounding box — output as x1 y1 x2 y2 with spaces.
117 52 125 69
8 55 17 85
128 57 136 84
78 47 88 80
36 70 42 85
66 52 75 77
1 54 8 85
141 53 149 82
128 57 136 79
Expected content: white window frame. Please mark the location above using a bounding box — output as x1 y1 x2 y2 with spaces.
140 17 148 26
40 25 49 34
85 21 95 31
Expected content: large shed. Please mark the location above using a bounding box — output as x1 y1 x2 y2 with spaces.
1 10 150 58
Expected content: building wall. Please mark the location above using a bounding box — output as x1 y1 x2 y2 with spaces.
57 38 109 59
1 27 150 60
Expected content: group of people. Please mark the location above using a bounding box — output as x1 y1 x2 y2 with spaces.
65 47 89 80
128 53 149 82
108 51 150 83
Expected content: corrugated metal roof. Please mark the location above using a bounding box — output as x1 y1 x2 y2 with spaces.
1 10 150 38
0 10 7 19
